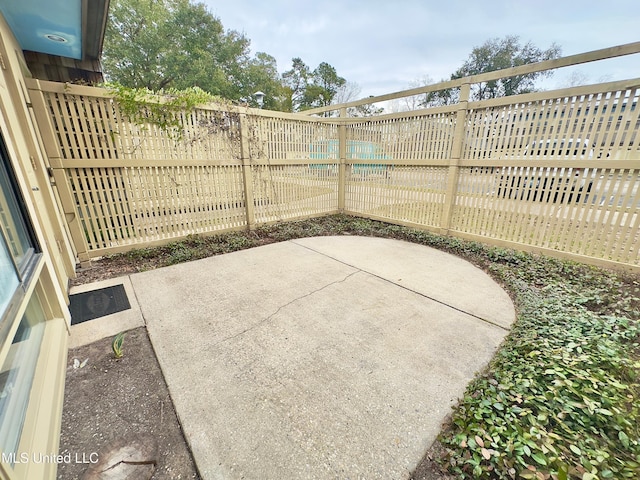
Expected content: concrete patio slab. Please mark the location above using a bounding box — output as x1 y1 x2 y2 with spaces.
129 236 516 480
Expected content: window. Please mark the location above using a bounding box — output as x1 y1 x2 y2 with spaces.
0 293 46 463
0 130 46 473
0 133 38 327
0 128 44 466
0 237 18 316
0 134 37 272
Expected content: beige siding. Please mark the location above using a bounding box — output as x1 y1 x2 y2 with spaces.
0 14 73 480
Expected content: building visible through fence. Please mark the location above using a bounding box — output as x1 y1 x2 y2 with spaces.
27 42 640 271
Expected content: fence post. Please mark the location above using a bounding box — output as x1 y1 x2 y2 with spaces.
440 82 471 235
27 82 92 267
238 113 256 230
337 107 347 212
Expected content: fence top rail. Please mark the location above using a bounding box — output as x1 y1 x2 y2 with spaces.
468 77 640 110
301 41 640 115
24 78 339 124
331 76 640 124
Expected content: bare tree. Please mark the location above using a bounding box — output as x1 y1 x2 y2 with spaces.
333 81 362 105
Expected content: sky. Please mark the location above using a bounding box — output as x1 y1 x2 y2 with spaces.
201 0 640 102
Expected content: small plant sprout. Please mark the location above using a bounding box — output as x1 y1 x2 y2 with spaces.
112 332 125 359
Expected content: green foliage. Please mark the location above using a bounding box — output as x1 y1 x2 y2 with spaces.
125 247 158 261
107 83 231 139
104 0 249 97
453 35 562 101
166 242 196 265
159 233 252 265
112 332 125 359
411 35 563 108
245 52 293 111
103 0 285 109
436 251 640 479
102 0 336 111
283 58 347 112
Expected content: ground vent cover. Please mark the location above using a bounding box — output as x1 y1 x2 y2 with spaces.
69 284 131 325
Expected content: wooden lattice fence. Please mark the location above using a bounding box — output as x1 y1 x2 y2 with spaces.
338 80 640 269
25 44 640 271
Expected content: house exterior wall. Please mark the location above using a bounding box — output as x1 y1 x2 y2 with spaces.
0 12 75 480
23 50 103 84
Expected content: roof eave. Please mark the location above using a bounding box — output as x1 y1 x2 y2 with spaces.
82 0 110 60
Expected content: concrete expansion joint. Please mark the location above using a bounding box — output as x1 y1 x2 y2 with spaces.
129 275 149 327
381 279 510 332
211 270 361 347
290 240 509 332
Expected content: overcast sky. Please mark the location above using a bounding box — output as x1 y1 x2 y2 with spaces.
202 0 640 100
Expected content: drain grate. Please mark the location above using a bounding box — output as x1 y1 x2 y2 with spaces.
69 284 131 325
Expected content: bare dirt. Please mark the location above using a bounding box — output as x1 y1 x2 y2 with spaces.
58 326 200 480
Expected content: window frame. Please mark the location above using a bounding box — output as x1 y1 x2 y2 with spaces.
0 130 40 275
0 129 43 375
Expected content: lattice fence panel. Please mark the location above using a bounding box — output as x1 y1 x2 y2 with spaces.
29 80 640 269
42 90 242 161
252 165 339 223
346 112 456 162
249 116 339 161
344 166 448 228
68 165 246 251
462 85 640 161
450 165 640 266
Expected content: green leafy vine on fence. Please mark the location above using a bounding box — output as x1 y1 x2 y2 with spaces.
105 82 275 210
106 83 235 141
